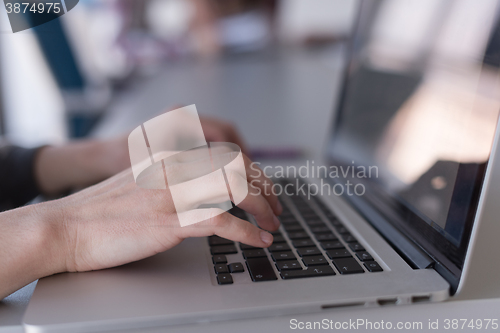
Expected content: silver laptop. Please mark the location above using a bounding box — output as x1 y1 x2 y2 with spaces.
23 0 500 331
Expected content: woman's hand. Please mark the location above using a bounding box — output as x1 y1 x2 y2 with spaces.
34 115 248 196
0 154 280 298
58 152 280 272
199 116 250 156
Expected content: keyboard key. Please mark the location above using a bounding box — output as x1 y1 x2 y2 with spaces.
302 255 329 266
364 261 383 272
294 200 311 206
217 273 233 285
315 233 338 241
212 255 227 264
292 239 316 248
348 243 365 252
215 264 229 274
297 247 322 256
268 243 291 252
281 266 335 279
211 245 238 255
280 216 299 223
295 207 311 214
276 260 302 271
293 200 309 206
276 178 291 185
298 206 316 213
310 226 331 234
239 243 262 250
282 220 300 226
228 262 245 273
299 213 318 220
280 206 295 213
316 205 329 213
234 214 249 221
314 199 327 208
270 230 282 236
356 252 373 261
305 219 325 227
273 235 286 243
208 236 234 246
323 211 337 219
228 207 242 214
229 206 245 214
246 258 278 281
320 241 344 250
229 208 248 221
279 214 296 221
280 218 298 225
342 234 357 243
301 212 320 220
328 219 343 227
272 251 296 261
335 227 350 234
242 249 267 259
326 249 351 259
332 258 365 274
287 232 310 240
283 224 305 232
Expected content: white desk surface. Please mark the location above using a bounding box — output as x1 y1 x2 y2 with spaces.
2 46 500 332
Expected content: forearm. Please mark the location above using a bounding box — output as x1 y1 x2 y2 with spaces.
0 202 67 299
35 138 128 196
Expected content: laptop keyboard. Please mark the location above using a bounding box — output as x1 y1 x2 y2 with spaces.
208 179 383 285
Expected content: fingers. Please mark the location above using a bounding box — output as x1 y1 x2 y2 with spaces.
243 155 282 216
233 180 280 232
200 117 250 157
176 210 274 248
224 123 250 157
168 167 279 232
151 144 280 232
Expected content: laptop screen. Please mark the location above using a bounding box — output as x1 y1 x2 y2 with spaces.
328 0 500 276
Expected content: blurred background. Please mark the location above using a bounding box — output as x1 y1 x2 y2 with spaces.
0 0 498 160
0 0 358 158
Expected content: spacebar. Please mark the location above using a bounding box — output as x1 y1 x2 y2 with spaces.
280 266 335 279
246 258 277 282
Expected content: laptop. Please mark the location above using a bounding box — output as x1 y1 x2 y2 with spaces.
23 0 500 331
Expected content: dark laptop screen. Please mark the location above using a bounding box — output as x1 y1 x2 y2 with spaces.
328 0 500 273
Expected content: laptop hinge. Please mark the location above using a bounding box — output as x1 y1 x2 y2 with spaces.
343 191 435 269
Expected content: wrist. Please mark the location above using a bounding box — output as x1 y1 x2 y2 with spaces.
33 200 73 275
95 136 130 177
64 138 129 186
0 202 69 298
36 141 115 195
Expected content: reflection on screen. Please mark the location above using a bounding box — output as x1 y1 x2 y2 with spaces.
332 0 500 245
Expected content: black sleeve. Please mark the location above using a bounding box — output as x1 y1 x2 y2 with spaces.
0 143 42 211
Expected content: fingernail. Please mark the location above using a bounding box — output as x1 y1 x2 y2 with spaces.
276 200 283 214
260 231 273 245
273 215 281 228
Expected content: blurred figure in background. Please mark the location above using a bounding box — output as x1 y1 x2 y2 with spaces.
0 0 354 161
0 112 248 212
188 0 278 56
58 0 351 87
113 0 277 70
